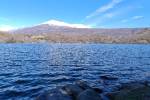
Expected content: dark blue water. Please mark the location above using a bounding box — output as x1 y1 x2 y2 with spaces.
0 43 150 100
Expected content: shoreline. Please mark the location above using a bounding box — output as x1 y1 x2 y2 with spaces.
36 79 150 100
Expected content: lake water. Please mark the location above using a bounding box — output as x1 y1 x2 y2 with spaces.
0 43 150 100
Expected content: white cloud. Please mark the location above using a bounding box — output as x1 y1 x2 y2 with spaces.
121 15 144 23
132 16 144 20
104 12 117 18
42 20 91 28
86 0 123 19
85 9 122 27
0 25 15 31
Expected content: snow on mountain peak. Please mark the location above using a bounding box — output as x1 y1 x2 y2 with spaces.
42 20 91 28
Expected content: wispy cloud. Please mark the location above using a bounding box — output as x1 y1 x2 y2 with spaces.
84 0 145 28
104 10 120 18
121 15 144 23
86 0 123 19
132 16 144 20
85 7 125 27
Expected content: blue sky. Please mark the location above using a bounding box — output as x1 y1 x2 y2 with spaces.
0 0 150 30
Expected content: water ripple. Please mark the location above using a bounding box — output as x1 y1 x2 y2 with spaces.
0 43 150 100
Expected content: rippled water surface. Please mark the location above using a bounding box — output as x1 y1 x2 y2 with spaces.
0 43 150 100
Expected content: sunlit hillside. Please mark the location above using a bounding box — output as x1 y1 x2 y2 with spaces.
0 27 150 43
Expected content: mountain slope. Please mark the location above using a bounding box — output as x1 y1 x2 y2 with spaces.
11 24 146 35
5 24 150 43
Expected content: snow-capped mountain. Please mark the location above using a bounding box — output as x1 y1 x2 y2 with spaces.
10 20 92 34
10 19 147 37
42 20 91 28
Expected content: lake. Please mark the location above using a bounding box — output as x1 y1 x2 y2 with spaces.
0 43 150 100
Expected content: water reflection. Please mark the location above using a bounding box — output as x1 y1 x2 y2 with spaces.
0 43 150 99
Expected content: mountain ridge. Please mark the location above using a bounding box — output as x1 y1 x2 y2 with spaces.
0 23 149 43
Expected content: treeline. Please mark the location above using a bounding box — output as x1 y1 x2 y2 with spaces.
0 28 150 43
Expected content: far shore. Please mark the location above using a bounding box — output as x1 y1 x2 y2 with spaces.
0 27 150 44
